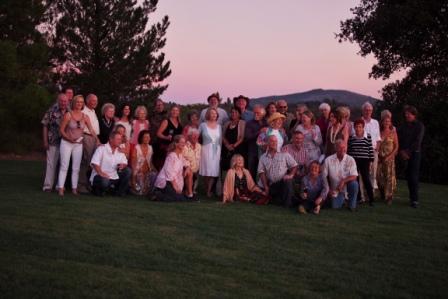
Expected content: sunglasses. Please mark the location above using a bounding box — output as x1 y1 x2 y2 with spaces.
76 120 81 129
278 106 287 108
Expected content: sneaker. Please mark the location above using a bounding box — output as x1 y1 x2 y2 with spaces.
410 201 419 208
298 205 307 214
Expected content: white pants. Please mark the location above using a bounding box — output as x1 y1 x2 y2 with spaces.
57 139 83 189
43 145 60 191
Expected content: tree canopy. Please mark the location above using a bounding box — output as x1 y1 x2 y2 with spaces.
0 0 51 152
48 0 171 105
337 0 448 183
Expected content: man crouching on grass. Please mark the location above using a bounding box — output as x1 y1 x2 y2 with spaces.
90 131 131 196
322 139 359 211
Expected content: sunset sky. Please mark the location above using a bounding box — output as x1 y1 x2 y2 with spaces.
153 0 400 104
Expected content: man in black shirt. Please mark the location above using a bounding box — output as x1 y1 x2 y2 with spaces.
398 105 425 208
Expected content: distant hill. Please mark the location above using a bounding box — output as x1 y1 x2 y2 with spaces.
249 89 381 108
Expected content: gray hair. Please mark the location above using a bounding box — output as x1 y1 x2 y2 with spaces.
86 94 97 104
101 103 115 116
381 109 392 120
186 127 200 137
134 105 148 118
362 101 373 111
252 104 265 115
319 103 331 111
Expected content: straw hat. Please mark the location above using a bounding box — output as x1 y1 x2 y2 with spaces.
267 112 286 124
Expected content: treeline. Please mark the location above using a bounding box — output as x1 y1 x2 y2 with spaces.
0 0 170 152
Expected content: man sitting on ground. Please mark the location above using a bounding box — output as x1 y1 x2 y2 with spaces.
258 135 298 208
322 139 359 211
90 131 131 196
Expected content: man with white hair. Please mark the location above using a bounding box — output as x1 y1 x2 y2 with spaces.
258 135 298 207
360 101 381 192
316 102 331 148
78 93 100 193
41 93 69 192
322 139 359 211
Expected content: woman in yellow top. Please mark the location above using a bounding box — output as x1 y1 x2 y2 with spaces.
377 110 399 205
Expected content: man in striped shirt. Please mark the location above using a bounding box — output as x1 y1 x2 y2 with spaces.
348 118 375 205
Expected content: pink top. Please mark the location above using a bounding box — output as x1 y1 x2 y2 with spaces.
130 119 149 145
66 113 86 140
154 152 190 190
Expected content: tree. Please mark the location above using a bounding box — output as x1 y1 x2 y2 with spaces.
0 0 52 152
48 0 171 106
337 0 448 183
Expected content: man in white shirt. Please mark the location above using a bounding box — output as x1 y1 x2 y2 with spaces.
322 139 359 210
90 131 131 196
78 93 101 193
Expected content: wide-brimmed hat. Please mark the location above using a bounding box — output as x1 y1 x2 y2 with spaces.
268 112 286 124
207 92 221 103
233 95 250 105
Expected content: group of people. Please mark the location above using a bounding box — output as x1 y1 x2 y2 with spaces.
42 88 425 213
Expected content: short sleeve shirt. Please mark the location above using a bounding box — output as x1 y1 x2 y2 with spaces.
90 143 128 183
322 153 358 190
41 103 66 146
257 152 298 184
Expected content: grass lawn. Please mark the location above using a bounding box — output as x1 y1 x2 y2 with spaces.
0 160 447 298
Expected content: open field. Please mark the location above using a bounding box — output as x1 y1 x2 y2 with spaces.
0 160 447 298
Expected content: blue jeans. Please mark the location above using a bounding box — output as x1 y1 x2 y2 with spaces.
331 180 359 209
92 167 131 196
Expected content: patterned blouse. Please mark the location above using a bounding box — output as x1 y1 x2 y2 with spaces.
41 103 67 146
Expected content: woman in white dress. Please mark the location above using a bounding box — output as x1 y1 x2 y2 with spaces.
199 108 222 197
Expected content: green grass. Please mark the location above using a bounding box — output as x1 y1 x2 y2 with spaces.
0 160 447 298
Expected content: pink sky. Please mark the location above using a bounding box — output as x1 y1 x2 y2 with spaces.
152 0 399 104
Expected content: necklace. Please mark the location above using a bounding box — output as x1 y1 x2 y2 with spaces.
329 125 339 144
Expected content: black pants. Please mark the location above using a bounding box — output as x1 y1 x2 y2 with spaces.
155 181 193 202
92 167 131 196
355 158 374 203
269 179 296 208
406 152 421 203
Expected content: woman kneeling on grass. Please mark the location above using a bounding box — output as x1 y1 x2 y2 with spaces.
222 154 269 204
298 160 328 215
153 135 195 201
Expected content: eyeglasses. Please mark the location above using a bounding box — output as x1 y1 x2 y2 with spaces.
278 106 287 109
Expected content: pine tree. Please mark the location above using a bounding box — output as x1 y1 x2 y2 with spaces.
0 0 51 152
48 0 171 106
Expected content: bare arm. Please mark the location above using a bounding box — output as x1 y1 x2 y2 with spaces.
156 119 170 140
259 172 269 195
91 163 110 179
59 113 73 142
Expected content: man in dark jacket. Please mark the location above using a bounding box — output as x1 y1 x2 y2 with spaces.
398 105 425 208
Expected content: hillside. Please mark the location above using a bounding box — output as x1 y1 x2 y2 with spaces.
249 88 381 108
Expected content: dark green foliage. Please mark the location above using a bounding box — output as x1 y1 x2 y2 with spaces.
48 0 171 106
1 160 448 298
0 1 52 153
338 0 448 184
